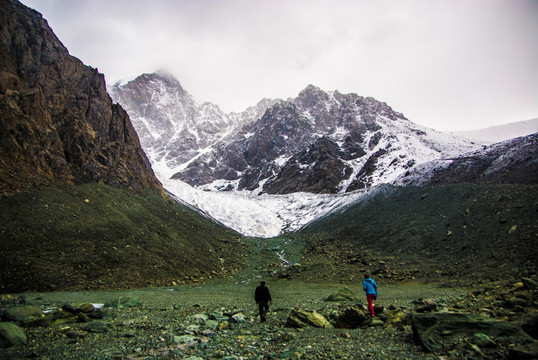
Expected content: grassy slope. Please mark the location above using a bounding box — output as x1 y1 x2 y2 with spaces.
294 183 537 285
0 183 247 293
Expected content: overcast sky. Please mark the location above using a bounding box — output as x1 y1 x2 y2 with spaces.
23 0 538 131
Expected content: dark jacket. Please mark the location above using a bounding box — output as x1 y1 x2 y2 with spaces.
255 285 272 303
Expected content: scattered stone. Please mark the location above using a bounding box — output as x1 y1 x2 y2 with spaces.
503 298 528 309
190 314 209 323
2 305 44 325
335 306 372 329
473 333 496 348
82 321 109 333
521 311 538 339
0 322 27 348
77 303 95 313
104 297 143 308
414 299 437 313
510 282 525 292
370 318 384 327
229 313 246 323
286 309 333 328
374 304 384 314
325 288 360 302
65 330 88 339
521 277 537 290
204 319 219 330
173 334 197 345
508 342 538 360
209 312 228 322
412 312 533 354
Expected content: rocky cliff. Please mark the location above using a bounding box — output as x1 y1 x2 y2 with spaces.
109 71 278 177
0 0 162 196
171 85 479 193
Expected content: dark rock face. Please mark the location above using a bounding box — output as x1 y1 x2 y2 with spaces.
263 136 354 194
172 85 418 193
0 0 162 196
109 71 278 176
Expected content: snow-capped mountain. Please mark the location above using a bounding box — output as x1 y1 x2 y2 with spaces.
109 70 278 179
110 71 536 237
171 84 481 194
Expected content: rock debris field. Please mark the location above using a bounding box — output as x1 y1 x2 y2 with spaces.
1 277 537 359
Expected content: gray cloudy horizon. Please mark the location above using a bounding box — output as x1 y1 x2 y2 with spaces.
22 0 538 131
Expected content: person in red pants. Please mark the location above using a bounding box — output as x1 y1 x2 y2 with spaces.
362 273 378 316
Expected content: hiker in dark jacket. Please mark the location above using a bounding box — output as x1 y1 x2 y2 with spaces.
254 281 272 322
363 273 377 316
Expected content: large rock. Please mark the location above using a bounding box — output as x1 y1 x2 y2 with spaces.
509 342 538 360
0 322 27 348
412 312 533 354
335 306 372 328
2 305 43 326
286 309 333 328
521 311 538 339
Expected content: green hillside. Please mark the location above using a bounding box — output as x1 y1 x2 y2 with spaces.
293 183 537 285
0 183 246 293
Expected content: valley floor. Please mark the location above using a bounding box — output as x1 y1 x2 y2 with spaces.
1 280 467 360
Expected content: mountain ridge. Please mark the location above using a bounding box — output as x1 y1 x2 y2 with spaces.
111 72 482 195
109 73 279 179
452 118 538 143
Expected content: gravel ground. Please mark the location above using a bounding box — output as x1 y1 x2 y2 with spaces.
0 279 468 359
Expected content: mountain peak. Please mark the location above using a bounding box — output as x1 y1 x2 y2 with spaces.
113 70 185 94
296 84 330 109
153 69 183 87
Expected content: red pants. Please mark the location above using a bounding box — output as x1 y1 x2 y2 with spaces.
366 294 376 316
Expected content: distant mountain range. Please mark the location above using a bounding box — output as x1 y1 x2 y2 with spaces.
452 118 538 143
111 72 506 194
110 71 537 236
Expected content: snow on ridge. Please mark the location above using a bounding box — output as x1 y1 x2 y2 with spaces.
451 118 538 143
161 176 367 238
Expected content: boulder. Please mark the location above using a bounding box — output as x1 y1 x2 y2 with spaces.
0 322 27 348
325 287 360 302
229 313 246 324
521 311 538 339
384 309 411 327
509 342 538 360
173 334 198 345
286 309 333 328
521 277 537 290
335 306 372 328
414 299 437 313
412 312 533 354
189 314 209 323
473 333 496 348
2 305 44 326
82 321 109 333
